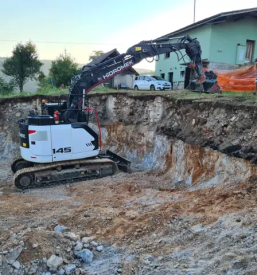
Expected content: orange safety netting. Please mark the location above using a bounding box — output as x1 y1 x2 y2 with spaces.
204 65 257 92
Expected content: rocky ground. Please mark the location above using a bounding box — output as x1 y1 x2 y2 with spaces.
1 171 257 274
3 86 257 275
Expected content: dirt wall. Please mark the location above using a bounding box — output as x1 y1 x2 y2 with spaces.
92 94 257 162
1 93 257 187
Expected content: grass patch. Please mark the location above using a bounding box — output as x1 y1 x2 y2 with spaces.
1 85 257 106
36 85 69 95
0 85 116 98
0 91 32 98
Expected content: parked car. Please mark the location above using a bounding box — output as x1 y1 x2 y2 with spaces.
133 75 172 91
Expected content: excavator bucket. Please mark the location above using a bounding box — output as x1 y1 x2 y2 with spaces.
185 69 221 93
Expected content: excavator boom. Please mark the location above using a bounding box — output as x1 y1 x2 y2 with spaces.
63 35 208 123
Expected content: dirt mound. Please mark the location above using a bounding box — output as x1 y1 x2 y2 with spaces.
1 172 257 274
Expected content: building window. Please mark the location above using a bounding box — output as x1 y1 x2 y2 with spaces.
180 71 185 78
165 53 170 59
246 40 255 62
161 73 165 79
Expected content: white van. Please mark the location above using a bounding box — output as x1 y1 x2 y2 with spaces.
133 75 172 91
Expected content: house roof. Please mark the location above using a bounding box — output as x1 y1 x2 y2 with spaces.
82 49 139 75
158 7 257 38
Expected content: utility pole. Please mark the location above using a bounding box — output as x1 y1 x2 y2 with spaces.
194 0 196 23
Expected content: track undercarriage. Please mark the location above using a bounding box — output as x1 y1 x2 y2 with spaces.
12 150 131 190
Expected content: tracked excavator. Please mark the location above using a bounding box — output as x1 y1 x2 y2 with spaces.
12 35 215 189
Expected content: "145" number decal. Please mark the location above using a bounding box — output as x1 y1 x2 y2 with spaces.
53 147 71 154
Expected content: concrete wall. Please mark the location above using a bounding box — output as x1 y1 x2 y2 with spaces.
207 61 239 70
113 73 136 89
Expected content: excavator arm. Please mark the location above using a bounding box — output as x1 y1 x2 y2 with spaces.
126 35 204 77
62 35 205 123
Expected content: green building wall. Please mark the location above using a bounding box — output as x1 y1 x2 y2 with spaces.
210 18 257 64
155 17 257 85
155 25 212 84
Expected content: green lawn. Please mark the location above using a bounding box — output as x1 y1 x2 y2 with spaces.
1 86 257 105
0 86 68 98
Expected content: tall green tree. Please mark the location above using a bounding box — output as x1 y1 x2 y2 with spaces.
89 50 104 61
2 42 42 92
49 52 79 87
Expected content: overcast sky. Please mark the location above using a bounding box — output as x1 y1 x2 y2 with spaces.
0 0 256 70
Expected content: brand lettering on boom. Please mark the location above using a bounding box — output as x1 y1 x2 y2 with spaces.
103 61 134 79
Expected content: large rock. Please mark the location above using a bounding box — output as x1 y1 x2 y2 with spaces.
63 232 79 241
52 231 64 241
91 241 98 247
65 264 76 274
57 269 65 275
47 255 63 270
7 246 23 264
96 245 104 252
12 261 21 269
54 225 68 233
81 236 94 244
74 241 83 251
74 249 93 264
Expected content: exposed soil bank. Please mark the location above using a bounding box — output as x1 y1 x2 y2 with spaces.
1 93 257 186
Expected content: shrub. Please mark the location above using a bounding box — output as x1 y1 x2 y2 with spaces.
0 77 15 95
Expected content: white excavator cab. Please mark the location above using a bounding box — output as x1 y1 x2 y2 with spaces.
19 115 99 163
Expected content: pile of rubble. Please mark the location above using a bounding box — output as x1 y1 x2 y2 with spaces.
0 225 122 275
2 172 257 274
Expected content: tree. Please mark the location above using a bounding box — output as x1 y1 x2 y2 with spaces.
37 71 48 87
2 42 42 92
0 77 15 95
37 71 45 83
89 50 104 61
49 52 79 87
